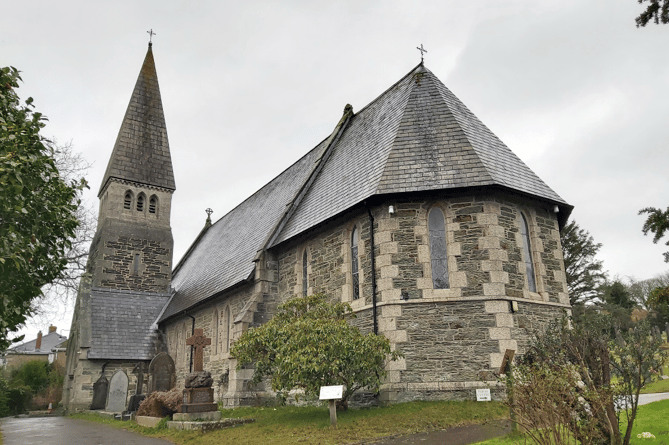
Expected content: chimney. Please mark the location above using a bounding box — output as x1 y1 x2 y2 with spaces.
35 331 43 350
48 326 57 334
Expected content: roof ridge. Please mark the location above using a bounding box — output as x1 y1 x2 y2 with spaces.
353 62 424 117
427 68 566 203
374 69 495 195
262 105 355 252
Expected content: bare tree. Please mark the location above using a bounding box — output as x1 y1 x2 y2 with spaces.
32 141 95 324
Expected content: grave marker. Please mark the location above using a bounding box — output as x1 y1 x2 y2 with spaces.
90 371 108 410
106 370 129 413
149 352 176 393
186 328 211 372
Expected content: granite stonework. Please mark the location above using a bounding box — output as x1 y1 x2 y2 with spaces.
160 194 570 406
163 279 273 408
69 49 572 410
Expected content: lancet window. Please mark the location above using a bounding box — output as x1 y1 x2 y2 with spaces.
351 226 360 300
520 213 537 292
428 208 449 289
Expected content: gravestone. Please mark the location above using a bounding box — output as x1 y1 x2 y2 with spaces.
180 329 217 414
653 325 662 341
149 352 176 393
127 362 146 412
90 371 109 410
106 370 129 413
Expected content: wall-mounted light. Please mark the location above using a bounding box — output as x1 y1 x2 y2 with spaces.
553 205 559 213
389 205 395 214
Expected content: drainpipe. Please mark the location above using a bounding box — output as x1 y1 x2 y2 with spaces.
186 313 195 373
365 202 378 335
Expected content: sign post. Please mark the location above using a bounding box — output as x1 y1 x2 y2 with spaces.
319 385 344 428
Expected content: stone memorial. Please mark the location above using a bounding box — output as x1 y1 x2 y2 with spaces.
180 329 217 414
127 362 146 412
90 367 109 410
653 325 662 341
149 352 176 393
106 370 129 413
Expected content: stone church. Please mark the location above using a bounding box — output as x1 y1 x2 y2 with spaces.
63 44 572 411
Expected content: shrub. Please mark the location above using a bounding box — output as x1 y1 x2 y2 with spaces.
231 294 401 408
137 387 182 417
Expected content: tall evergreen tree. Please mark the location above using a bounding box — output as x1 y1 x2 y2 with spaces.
635 0 669 27
561 220 607 306
639 206 669 262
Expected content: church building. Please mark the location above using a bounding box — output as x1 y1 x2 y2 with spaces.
63 43 572 411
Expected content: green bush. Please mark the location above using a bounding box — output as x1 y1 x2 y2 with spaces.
11 360 50 393
0 374 10 417
7 385 31 415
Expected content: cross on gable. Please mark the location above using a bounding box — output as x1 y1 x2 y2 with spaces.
186 328 211 372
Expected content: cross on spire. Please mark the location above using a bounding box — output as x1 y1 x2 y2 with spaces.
416 44 427 63
147 29 156 46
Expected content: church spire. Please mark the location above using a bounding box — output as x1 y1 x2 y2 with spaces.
99 44 176 196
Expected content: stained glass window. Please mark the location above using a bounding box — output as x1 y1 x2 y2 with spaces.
428 208 449 289
520 213 537 292
351 227 360 300
302 250 308 296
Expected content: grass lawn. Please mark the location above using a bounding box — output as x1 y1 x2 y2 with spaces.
476 399 669 445
641 363 669 394
72 400 507 445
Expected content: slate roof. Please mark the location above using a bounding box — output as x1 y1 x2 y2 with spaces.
87 288 170 360
163 63 570 321
99 44 176 195
162 139 330 320
9 332 67 354
272 64 567 244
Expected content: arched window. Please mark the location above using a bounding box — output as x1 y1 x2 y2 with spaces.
124 191 133 210
137 194 145 212
302 249 308 297
212 309 219 354
149 195 158 214
220 306 230 353
428 208 449 289
520 213 537 292
351 226 360 300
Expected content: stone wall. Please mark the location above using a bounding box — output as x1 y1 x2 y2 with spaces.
271 193 570 403
160 192 570 407
65 358 146 412
89 178 174 293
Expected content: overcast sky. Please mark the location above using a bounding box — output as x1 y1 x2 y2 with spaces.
3 0 668 343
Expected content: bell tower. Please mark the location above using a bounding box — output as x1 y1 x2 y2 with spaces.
89 42 176 293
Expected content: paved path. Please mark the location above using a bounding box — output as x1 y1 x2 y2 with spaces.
2 393 668 445
0 416 173 445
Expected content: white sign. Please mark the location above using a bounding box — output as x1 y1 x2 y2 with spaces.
476 388 491 402
319 385 344 400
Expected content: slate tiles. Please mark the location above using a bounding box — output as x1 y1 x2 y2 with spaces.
88 288 171 360
99 46 176 195
165 63 569 320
